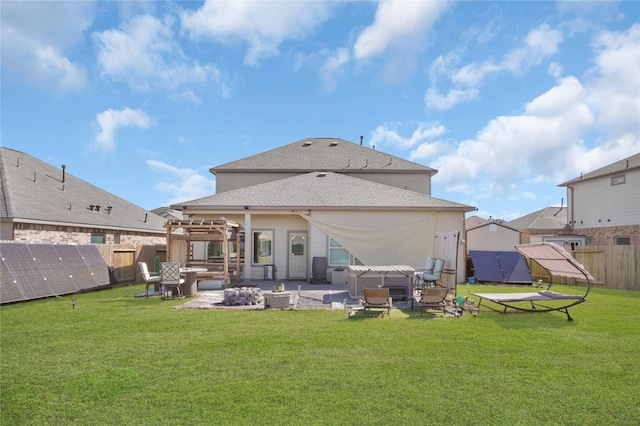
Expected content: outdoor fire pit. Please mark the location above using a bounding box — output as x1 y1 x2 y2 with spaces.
223 287 263 306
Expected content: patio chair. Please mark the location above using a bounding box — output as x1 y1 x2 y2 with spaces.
412 287 449 316
413 257 436 293
415 258 445 289
139 262 162 298
160 262 185 300
362 288 392 316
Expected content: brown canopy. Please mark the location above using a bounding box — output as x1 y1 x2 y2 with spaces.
515 242 594 281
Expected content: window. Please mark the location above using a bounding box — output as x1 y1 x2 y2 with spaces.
329 239 349 266
611 175 625 186
328 239 362 266
207 240 240 259
113 234 120 244
90 233 105 244
253 230 273 264
615 237 630 245
207 241 224 259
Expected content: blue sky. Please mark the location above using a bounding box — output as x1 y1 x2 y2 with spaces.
2 1 639 220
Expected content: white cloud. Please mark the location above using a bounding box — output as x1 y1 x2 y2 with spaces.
319 48 350 92
586 23 640 139
432 19 640 199
146 159 215 205
180 0 334 66
425 87 479 111
94 14 226 98
408 141 449 162
94 108 154 152
430 23 564 110
433 76 595 195
501 23 563 75
1 1 93 92
548 62 564 78
452 61 500 87
370 122 447 150
353 0 448 61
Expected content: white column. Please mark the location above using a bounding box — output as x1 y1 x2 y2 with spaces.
244 212 252 279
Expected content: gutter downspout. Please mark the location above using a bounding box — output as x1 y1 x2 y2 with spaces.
567 185 574 228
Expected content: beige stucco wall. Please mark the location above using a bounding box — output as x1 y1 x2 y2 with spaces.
215 171 431 195
466 225 521 253
215 172 299 193
186 208 467 283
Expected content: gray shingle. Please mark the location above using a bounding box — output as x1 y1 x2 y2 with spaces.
508 207 568 231
559 153 640 186
0 147 165 232
211 138 437 174
175 171 473 211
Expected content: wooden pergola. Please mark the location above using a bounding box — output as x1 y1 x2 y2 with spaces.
164 218 243 285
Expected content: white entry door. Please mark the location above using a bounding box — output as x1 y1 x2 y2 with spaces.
288 232 307 279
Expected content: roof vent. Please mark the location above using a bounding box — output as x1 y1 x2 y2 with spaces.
317 172 326 177
329 141 338 147
302 140 312 146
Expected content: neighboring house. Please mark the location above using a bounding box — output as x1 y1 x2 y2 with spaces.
558 153 640 245
0 147 166 245
465 216 521 253
151 207 184 221
172 138 475 284
507 207 576 246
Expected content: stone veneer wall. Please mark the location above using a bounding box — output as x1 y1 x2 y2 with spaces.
11 224 165 245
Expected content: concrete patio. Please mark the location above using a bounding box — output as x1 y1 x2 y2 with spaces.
175 280 415 310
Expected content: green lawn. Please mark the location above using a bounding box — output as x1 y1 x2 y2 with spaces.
1 284 639 425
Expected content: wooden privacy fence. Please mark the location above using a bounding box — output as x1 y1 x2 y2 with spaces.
95 244 166 284
529 245 639 291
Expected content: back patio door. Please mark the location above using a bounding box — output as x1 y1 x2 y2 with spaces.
288 232 307 280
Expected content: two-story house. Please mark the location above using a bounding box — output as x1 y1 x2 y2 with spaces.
558 153 640 245
171 138 475 284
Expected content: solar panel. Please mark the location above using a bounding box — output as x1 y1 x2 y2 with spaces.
0 243 112 304
52 245 96 290
470 250 504 282
469 250 532 284
496 251 532 284
1 255 26 303
77 245 111 287
28 244 79 294
1 243 55 299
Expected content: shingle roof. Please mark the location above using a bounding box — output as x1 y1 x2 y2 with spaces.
558 153 640 186
0 147 165 232
173 171 473 211
466 219 521 233
507 207 568 231
465 215 489 230
210 138 437 175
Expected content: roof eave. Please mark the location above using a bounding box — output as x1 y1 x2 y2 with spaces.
176 204 474 212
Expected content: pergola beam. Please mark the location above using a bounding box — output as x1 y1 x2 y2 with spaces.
164 218 243 286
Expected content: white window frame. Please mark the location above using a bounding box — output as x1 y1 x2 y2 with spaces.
252 230 274 265
611 175 625 186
